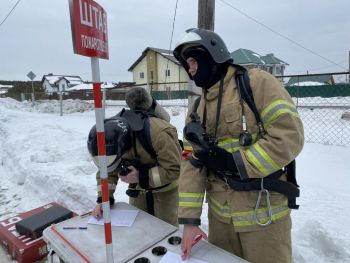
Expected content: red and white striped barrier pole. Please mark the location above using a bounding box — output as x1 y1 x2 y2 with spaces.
91 57 114 263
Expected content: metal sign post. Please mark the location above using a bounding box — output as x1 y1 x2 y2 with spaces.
27 71 36 105
68 0 112 262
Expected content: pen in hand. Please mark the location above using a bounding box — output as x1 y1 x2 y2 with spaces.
63 227 88 230
182 234 203 259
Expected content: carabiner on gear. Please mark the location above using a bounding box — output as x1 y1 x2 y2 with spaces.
253 178 272 227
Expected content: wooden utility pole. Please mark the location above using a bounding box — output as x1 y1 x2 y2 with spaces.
188 0 215 109
198 0 215 30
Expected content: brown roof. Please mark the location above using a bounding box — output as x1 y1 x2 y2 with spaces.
128 47 180 71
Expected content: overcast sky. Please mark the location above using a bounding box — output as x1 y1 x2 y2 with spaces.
1 0 349 82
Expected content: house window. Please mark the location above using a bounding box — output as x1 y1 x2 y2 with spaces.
165 69 170 77
275 66 282 75
140 72 144 79
150 71 154 81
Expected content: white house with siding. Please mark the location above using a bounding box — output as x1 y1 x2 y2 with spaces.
42 74 84 92
128 47 190 91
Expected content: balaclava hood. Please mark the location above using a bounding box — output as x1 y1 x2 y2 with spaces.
183 46 228 89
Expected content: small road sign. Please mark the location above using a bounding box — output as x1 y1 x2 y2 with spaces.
27 71 36 80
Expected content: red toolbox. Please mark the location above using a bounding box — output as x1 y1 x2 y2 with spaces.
0 202 74 263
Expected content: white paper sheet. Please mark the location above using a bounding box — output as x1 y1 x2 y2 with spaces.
159 251 208 263
88 209 139 227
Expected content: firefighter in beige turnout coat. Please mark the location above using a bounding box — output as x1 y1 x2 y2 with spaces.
89 87 181 226
173 28 304 263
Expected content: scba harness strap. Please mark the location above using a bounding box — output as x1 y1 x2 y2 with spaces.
191 65 300 210
215 161 299 209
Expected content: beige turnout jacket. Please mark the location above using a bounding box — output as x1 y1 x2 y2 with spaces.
179 66 304 232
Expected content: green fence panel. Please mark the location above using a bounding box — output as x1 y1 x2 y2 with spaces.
151 90 188 100
285 84 350 98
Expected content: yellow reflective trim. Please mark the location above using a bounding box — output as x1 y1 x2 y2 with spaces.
254 144 280 171
232 200 288 217
209 196 288 216
261 100 299 129
217 138 239 147
179 192 205 198
208 196 232 217
218 135 258 153
261 100 295 119
233 209 290 227
226 147 240 153
208 196 289 226
184 145 193 151
210 202 231 218
264 109 299 128
179 202 203 208
246 148 269 175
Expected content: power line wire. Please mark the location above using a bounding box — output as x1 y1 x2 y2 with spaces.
218 0 347 71
0 0 22 28
168 0 179 55
165 0 179 86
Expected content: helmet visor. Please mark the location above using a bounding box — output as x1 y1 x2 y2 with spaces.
176 31 202 48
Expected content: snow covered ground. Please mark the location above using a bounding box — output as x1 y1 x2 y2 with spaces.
0 97 349 263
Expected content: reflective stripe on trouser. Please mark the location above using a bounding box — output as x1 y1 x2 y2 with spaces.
208 196 290 227
179 192 205 208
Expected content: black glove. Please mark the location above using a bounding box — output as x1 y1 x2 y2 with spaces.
96 196 115 206
191 146 238 175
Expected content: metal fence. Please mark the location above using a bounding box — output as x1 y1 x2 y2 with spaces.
279 72 350 146
7 72 350 146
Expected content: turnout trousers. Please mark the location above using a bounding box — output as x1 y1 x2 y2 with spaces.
208 210 292 263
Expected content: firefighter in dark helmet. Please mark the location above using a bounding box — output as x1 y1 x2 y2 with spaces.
173 28 304 262
87 87 181 226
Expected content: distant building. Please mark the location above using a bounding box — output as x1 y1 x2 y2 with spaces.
41 74 84 93
128 47 190 91
231 48 288 76
128 47 288 92
0 84 13 97
66 82 116 91
286 74 335 86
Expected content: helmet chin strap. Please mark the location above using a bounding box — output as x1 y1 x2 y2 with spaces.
201 73 225 143
107 158 121 173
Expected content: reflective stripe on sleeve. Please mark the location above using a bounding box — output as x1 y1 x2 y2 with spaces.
218 135 258 153
245 143 280 175
261 100 300 129
179 192 205 208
